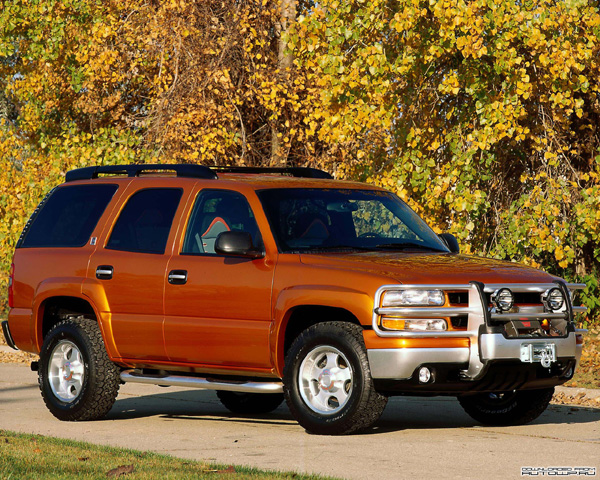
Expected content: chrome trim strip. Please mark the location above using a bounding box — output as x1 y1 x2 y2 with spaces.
479 333 578 361
120 370 283 393
367 348 470 380
490 312 567 321
375 306 474 317
483 283 586 293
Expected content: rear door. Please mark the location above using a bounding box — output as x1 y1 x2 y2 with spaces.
88 180 192 361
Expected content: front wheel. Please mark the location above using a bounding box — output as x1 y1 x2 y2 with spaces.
38 317 120 421
458 388 554 426
283 322 387 435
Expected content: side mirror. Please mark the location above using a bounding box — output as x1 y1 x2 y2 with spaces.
215 231 264 259
439 233 460 254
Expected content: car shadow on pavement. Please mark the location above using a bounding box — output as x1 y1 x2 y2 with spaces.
107 389 297 426
106 389 600 434
360 398 600 435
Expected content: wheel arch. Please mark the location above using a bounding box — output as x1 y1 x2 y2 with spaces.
33 281 117 359
271 286 373 377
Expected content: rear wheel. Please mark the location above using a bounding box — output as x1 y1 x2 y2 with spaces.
216 391 284 414
458 388 554 426
38 317 120 421
283 322 387 435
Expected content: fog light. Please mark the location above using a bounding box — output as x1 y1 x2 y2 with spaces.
542 288 564 312
418 367 432 384
491 288 514 312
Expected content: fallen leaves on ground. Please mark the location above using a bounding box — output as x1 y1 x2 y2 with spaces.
106 464 134 478
551 391 600 408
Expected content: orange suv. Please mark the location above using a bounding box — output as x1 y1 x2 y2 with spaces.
3 164 587 435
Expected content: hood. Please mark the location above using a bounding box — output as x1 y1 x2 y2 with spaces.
299 251 557 286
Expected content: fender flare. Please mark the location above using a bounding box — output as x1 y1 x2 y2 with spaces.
270 285 373 377
32 277 119 359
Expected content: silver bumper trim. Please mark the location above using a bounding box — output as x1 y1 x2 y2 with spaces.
479 333 578 361
367 348 470 380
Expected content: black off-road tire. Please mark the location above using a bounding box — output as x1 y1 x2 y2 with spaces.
458 388 554 426
38 317 120 421
216 391 284 414
283 322 387 435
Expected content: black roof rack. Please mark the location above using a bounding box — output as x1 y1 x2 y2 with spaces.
65 164 333 182
65 164 218 182
212 166 333 179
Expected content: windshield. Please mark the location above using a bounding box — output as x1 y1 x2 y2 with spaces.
257 188 449 253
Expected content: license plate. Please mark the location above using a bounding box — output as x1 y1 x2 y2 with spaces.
520 343 556 367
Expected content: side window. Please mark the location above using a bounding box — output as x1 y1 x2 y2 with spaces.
182 190 262 254
106 188 183 254
20 184 118 248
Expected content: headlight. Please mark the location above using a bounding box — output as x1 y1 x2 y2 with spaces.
381 317 448 331
491 288 514 312
381 289 445 307
542 287 564 311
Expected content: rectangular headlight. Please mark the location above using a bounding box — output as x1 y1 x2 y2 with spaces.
381 289 445 307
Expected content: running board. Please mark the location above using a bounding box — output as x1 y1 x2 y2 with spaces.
120 369 283 394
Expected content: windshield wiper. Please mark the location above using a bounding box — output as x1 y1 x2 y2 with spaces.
375 242 446 252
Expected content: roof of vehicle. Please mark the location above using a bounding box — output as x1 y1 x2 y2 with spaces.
62 164 385 191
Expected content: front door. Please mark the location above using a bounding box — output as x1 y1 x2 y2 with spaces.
164 188 274 370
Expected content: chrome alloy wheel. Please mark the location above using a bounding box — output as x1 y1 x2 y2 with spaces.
48 340 85 403
298 345 353 415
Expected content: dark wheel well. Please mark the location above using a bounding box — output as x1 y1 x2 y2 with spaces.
283 306 362 356
41 297 96 339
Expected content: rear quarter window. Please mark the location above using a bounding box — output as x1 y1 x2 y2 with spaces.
19 184 119 248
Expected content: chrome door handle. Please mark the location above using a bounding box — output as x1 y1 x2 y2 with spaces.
168 270 188 285
96 265 113 280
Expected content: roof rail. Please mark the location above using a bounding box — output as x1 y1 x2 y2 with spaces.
212 166 333 179
65 164 333 182
65 164 218 182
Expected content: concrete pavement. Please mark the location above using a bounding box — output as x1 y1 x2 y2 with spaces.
1 363 598 479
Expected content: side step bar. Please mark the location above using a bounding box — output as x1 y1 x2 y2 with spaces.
120 369 283 394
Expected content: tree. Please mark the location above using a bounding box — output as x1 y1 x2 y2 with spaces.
290 0 600 321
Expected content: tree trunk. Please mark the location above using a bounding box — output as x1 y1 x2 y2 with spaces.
271 0 296 166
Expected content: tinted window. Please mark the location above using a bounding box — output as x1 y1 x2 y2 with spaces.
182 190 262 254
258 188 448 253
107 188 182 254
20 184 118 248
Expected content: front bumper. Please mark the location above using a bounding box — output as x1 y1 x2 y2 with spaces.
367 281 586 393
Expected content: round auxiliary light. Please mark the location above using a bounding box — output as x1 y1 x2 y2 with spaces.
542 287 564 312
491 288 514 312
418 367 432 384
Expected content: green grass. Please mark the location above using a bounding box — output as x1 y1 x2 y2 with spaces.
0 430 337 480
